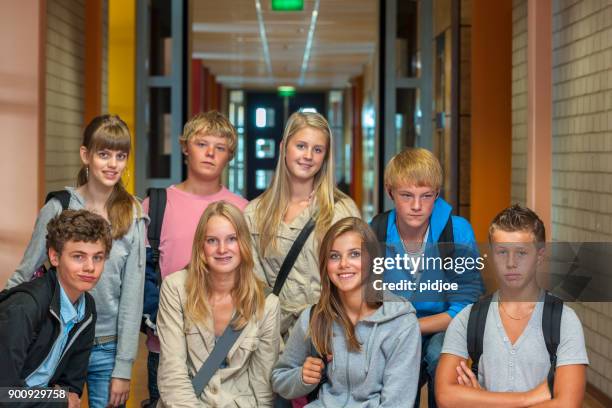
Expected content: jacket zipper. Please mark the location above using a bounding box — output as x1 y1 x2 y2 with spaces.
58 314 93 363
342 345 351 407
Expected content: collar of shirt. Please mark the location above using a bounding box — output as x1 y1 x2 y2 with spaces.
387 209 430 256
58 284 86 326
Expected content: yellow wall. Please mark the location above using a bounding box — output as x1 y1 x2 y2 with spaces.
109 0 136 194
470 0 513 241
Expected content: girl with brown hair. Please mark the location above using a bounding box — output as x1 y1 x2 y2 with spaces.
7 114 147 407
272 217 422 407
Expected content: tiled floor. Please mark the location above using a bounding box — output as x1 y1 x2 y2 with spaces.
83 334 606 408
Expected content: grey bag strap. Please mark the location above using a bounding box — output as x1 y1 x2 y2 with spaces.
191 316 243 397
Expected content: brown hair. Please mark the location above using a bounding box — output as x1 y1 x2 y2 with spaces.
309 217 382 355
46 209 113 257
384 147 443 191
77 114 136 239
179 110 237 159
488 204 546 245
185 201 266 329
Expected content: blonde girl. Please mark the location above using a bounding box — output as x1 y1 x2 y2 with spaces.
244 112 361 338
157 201 280 407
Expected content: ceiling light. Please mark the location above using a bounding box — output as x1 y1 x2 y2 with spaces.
298 0 320 86
254 0 273 76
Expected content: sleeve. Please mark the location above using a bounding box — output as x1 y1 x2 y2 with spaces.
249 295 281 407
54 304 96 395
0 293 41 387
157 278 203 407
556 306 589 367
446 217 485 318
271 308 317 399
440 305 471 359
112 217 147 379
380 315 422 407
7 201 63 289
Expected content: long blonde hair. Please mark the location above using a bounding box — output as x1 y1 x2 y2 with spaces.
254 112 350 256
185 201 266 329
309 217 382 355
77 114 136 239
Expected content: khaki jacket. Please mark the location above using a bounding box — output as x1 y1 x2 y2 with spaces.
157 269 281 408
244 198 361 337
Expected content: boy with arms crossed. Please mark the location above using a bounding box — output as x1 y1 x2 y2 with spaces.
436 205 588 407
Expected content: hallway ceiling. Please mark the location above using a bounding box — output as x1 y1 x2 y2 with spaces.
192 0 378 89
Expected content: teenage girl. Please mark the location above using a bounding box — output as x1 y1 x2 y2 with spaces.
7 115 146 408
272 217 422 407
156 201 280 407
244 111 361 338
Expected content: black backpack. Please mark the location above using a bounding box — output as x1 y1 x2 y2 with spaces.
45 190 71 211
466 292 563 394
306 306 327 402
146 188 167 286
32 191 72 279
370 210 455 260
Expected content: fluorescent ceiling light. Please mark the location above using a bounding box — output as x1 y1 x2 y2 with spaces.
255 0 273 77
298 0 320 86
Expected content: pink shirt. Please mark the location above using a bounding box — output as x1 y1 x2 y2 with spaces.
143 185 248 352
143 185 248 278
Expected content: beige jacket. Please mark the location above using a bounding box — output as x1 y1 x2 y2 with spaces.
156 269 281 408
244 197 361 337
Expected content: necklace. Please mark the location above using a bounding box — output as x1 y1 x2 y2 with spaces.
397 222 427 255
499 300 535 320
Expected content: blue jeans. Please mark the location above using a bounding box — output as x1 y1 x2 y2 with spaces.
414 332 445 408
87 341 124 408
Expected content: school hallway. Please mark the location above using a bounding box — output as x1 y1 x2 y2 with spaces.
2 0 612 406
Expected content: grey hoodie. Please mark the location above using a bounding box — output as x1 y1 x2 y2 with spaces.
272 296 421 407
6 187 147 379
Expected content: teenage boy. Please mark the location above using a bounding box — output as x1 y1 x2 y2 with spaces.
141 110 248 407
436 205 588 407
0 210 112 407
370 147 484 408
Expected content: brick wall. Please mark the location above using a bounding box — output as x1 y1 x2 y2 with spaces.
511 0 528 206
551 0 612 397
45 0 86 193
512 0 612 397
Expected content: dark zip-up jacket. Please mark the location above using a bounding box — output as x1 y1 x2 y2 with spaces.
0 268 96 398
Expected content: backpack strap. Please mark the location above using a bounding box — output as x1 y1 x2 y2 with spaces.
272 218 316 296
437 216 455 260
191 315 244 396
147 188 167 286
542 292 563 396
45 190 71 211
467 294 493 377
307 306 326 402
370 210 391 243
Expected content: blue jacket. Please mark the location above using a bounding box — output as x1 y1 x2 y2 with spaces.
381 197 484 318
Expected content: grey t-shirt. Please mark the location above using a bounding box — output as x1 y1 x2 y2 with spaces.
441 291 589 392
